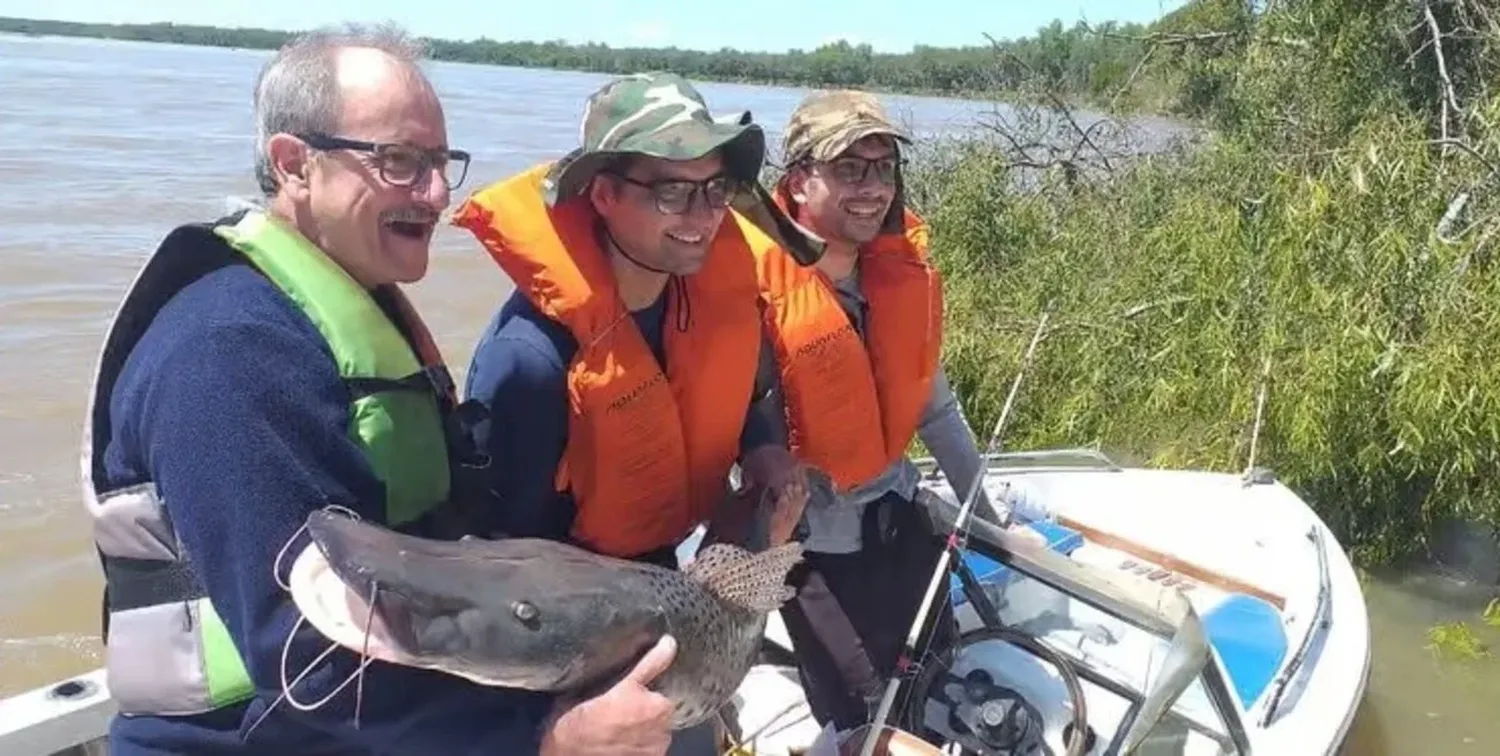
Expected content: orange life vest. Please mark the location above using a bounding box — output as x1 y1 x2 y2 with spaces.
748 187 944 492
450 163 761 558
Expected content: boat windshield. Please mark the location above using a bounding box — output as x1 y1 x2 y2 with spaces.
921 486 1248 755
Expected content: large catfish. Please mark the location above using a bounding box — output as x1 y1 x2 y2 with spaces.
285 508 804 729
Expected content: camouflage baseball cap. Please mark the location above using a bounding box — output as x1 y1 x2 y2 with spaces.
781 90 912 166
543 72 766 206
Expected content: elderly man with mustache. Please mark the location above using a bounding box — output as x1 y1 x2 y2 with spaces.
80 23 568 755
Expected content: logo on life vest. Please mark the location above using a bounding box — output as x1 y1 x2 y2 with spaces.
793 323 857 359
607 372 667 412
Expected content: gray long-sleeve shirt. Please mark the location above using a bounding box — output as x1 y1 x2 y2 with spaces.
754 267 994 554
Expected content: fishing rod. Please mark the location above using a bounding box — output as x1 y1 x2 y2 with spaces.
1241 353 1273 486
856 308 1051 756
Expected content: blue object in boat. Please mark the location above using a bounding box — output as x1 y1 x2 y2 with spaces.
1201 593 1289 708
1028 519 1085 553
949 518 1082 605
946 513 1288 711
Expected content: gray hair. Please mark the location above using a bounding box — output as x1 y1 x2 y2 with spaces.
252 23 429 196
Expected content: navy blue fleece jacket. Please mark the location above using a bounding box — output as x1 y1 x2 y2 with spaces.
101 263 552 755
462 286 778 552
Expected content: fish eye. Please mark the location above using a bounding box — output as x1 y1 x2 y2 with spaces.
511 600 539 623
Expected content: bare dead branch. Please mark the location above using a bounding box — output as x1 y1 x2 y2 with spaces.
979 120 1046 166
1113 30 1237 45
1425 139 1500 177
1056 108 1116 174
1404 35 1437 67
981 32 1118 175
1110 43 1157 111
1078 20 1309 49
1436 191 1471 242
1067 119 1117 167
1423 1 1465 148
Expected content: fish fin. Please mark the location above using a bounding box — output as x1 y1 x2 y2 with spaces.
685 541 804 612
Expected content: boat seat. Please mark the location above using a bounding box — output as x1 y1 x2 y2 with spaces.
1201 593 1288 708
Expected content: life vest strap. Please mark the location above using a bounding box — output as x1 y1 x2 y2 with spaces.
344 363 454 403
101 554 207 617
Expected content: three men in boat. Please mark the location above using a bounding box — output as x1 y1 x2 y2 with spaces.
84 20 999 755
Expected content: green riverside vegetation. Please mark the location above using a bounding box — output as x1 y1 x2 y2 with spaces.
901 0 1500 570
0 14 1166 111
6 1 1500 571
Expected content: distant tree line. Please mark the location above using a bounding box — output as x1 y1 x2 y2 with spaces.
0 15 1165 109
0 17 295 50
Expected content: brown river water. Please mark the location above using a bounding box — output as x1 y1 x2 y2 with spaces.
0 32 1496 754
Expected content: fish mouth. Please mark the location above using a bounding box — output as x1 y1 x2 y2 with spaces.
305 509 416 595
304 509 435 652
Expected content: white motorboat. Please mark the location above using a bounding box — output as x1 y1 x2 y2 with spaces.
722 447 1372 755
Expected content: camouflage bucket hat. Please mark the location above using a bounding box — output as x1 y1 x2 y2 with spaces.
543 72 767 206
780 90 913 167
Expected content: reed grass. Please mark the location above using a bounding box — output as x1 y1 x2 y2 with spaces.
902 107 1500 568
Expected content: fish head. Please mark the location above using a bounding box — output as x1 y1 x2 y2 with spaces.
300 509 671 692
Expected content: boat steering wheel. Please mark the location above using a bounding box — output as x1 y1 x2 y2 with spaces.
902 626 1090 756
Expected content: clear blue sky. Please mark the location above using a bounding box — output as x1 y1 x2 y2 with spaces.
2 0 1189 53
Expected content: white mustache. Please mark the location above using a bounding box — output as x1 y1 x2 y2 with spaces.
382 208 438 224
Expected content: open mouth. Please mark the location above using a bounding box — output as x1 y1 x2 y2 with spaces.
385 220 432 240
382 208 439 241
666 230 707 245
843 202 885 220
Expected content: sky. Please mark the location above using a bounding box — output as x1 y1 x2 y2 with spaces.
1 0 1190 53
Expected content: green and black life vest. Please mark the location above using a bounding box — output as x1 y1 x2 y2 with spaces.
80 209 470 714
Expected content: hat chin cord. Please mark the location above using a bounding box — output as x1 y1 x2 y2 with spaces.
599 220 674 275
597 221 692 332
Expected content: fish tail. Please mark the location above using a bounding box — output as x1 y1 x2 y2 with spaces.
686 541 804 612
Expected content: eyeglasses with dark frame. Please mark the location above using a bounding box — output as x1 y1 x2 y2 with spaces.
807 153 906 187
608 172 740 215
296 133 472 190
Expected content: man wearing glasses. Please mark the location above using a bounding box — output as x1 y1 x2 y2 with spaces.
451 71 816 755
81 25 555 754
748 91 998 734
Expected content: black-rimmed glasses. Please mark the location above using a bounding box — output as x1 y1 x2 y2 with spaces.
813 154 905 186
296 133 471 190
610 172 739 215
